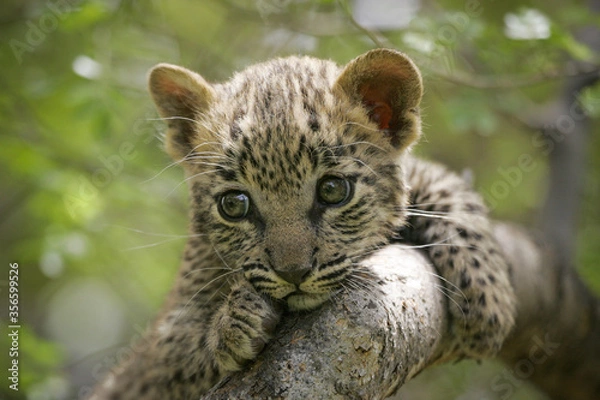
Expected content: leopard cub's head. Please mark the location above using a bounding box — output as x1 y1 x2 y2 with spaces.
148 49 423 310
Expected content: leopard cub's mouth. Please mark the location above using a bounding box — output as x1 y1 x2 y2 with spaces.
284 291 331 311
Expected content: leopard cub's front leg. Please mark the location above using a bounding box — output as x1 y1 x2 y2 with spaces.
403 157 516 360
207 280 281 373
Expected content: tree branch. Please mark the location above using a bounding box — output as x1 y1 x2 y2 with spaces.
426 64 600 90
495 224 600 400
336 0 600 90
202 223 600 399
203 246 448 399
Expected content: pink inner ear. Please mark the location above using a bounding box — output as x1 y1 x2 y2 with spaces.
368 102 392 130
154 73 191 101
361 85 393 130
160 79 185 96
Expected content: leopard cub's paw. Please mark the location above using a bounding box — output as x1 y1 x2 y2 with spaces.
449 255 516 359
210 282 281 372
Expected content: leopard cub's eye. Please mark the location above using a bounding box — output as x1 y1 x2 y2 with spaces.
317 176 352 206
218 191 250 221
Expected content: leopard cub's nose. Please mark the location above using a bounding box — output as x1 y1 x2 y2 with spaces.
274 265 311 285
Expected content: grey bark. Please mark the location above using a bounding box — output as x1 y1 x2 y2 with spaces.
538 56 598 268
202 223 600 399
539 0 599 266
520 8 600 398
496 224 600 400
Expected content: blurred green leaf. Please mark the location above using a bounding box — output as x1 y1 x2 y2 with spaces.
579 81 600 118
61 1 111 31
550 26 596 61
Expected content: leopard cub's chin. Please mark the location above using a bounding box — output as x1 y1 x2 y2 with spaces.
285 292 331 311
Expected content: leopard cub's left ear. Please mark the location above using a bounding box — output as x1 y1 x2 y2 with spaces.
334 49 423 151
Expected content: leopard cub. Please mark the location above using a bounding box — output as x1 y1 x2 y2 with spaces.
90 49 515 399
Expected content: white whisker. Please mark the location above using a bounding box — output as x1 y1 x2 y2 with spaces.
405 211 464 223
124 237 196 251
105 225 204 238
141 140 226 184
181 266 236 280
337 121 384 135
336 156 379 177
147 116 197 124
173 268 242 322
164 170 219 198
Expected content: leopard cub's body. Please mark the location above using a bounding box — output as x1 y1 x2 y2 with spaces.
90 49 515 399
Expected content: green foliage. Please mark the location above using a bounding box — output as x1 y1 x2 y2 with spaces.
19 327 65 389
1 0 598 398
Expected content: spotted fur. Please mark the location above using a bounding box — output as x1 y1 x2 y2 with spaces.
90 49 515 399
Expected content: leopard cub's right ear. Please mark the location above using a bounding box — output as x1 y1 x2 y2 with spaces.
148 64 215 161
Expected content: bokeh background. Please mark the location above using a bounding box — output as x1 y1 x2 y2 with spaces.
1 0 599 399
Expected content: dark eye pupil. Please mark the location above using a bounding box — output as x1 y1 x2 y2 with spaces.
219 192 250 220
318 176 351 205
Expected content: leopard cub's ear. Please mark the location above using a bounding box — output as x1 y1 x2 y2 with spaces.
148 64 215 161
334 49 423 151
